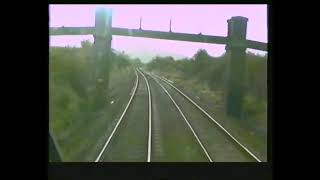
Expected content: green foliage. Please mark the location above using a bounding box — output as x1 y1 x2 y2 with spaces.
81 40 93 48
132 58 143 67
50 83 82 132
146 56 176 73
146 49 267 119
111 52 131 69
50 42 136 135
242 95 266 118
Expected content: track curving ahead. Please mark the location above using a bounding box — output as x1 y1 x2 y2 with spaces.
95 69 151 162
141 70 212 162
93 68 261 162
144 71 262 162
136 69 152 162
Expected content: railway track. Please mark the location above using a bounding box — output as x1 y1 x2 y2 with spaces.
95 69 151 162
94 68 262 162
147 72 262 162
143 69 210 162
144 71 212 162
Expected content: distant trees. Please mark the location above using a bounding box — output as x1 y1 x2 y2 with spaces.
146 48 267 118
193 49 210 61
147 56 175 72
132 58 143 67
111 52 130 68
81 40 93 48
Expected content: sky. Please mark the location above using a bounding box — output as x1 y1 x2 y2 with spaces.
49 5 268 61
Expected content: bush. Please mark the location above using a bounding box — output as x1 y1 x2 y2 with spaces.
50 83 82 133
242 95 266 119
50 42 136 134
146 49 267 119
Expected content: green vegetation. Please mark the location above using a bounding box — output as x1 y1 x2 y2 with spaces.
49 41 267 161
49 41 141 161
146 49 267 120
146 49 267 160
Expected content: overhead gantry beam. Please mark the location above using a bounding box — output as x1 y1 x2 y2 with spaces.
246 40 268 51
49 26 267 51
111 27 228 45
49 27 95 35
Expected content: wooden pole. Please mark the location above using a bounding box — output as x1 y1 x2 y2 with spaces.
225 16 248 118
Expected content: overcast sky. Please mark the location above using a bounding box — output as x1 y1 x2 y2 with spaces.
49 5 268 60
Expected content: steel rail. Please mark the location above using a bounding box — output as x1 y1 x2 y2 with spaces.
154 74 262 162
145 71 213 162
137 68 152 162
95 69 139 162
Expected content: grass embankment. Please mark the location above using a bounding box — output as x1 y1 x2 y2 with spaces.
49 42 141 161
146 50 267 161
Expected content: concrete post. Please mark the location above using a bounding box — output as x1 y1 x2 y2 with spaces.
225 16 248 118
93 7 112 108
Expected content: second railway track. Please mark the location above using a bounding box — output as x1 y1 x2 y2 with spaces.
143 69 211 162
95 69 151 162
144 71 262 162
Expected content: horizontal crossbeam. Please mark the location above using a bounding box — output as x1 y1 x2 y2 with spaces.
49 26 267 51
111 27 227 45
49 27 95 35
246 40 267 51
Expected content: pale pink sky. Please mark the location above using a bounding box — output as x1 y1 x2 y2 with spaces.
49 5 267 60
